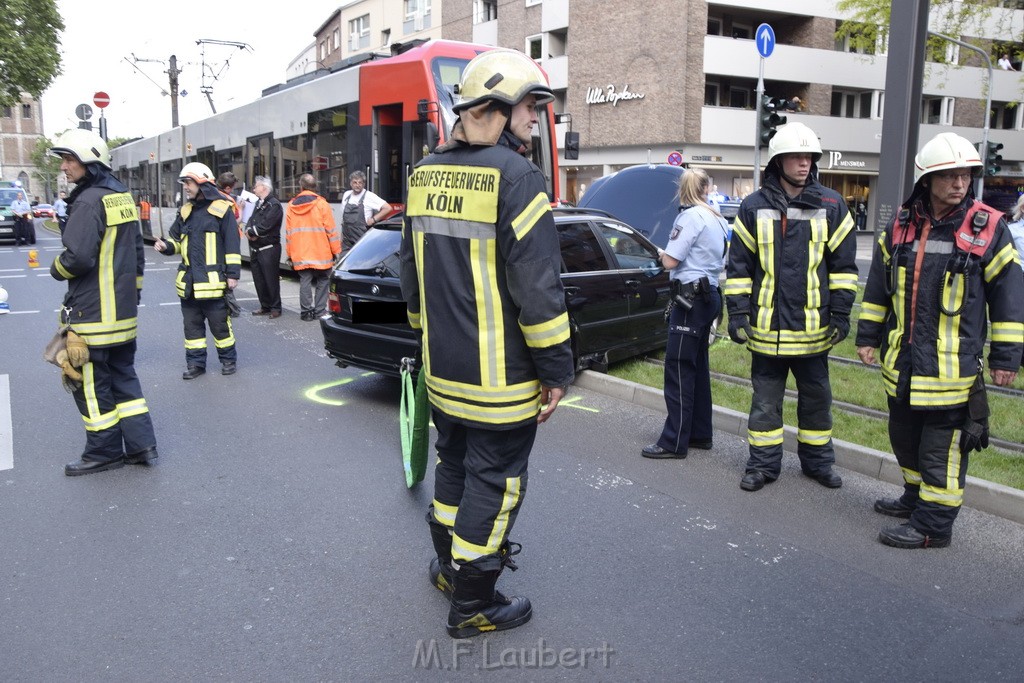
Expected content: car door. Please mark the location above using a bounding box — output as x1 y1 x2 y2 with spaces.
592 220 671 346
556 220 630 357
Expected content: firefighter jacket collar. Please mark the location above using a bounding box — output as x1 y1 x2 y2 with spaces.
67 165 127 205
760 171 824 213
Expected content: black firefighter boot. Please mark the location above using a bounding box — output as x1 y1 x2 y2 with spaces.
427 509 455 597
446 559 532 639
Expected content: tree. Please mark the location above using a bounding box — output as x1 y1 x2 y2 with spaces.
29 136 60 200
0 0 64 107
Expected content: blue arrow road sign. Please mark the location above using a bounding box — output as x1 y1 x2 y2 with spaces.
756 23 775 58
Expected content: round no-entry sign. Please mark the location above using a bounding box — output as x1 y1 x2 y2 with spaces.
311 156 329 171
667 151 683 166
93 91 110 109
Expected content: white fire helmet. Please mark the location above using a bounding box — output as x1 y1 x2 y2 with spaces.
913 132 982 184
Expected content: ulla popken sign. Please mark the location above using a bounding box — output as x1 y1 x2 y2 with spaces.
585 84 645 106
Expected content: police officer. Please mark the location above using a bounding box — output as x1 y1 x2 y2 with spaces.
245 176 283 318
49 129 158 475
724 122 858 492
856 133 1024 548
400 49 575 639
642 168 729 459
155 163 241 379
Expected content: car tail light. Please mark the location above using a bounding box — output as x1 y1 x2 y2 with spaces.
328 291 343 315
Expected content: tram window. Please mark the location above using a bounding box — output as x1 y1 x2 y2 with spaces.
309 103 360 202
277 134 310 201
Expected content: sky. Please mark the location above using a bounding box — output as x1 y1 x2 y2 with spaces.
41 0 345 141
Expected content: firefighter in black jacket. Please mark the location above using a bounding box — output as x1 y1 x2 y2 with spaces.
49 129 158 476
155 163 242 379
725 122 858 493
400 49 574 639
856 132 1024 549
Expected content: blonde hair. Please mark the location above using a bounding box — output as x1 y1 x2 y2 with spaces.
1013 193 1024 222
678 167 721 216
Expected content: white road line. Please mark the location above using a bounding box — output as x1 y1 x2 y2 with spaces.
0 274 27 279
0 375 12 471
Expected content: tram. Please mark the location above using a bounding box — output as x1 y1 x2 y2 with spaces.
109 39 562 266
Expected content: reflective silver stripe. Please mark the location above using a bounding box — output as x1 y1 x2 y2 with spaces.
412 215 495 239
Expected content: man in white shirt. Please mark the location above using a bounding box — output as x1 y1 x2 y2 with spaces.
340 170 393 252
10 191 33 245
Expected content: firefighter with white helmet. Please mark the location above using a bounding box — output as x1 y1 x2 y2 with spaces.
48 128 159 475
155 161 242 379
724 121 858 493
856 132 1024 549
400 48 573 638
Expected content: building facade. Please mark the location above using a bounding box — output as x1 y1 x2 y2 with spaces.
441 0 1024 224
0 94 45 196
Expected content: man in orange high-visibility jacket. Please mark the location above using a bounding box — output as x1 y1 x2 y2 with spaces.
285 173 340 320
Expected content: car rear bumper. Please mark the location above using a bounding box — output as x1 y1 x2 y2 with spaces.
320 315 419 378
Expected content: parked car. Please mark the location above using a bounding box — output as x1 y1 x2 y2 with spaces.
0 187 21 244
33 203 55 219
320 208 672 377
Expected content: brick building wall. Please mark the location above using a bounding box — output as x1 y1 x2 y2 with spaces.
0 95 45 192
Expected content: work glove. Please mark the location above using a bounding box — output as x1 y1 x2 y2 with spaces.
728 313 753 345
56 349 83 384
65 330 90 367
959 418 989 453
829 314 850 345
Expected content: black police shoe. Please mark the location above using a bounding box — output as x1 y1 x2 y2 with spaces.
182 366 206 380
878 523 951 549
873 497 914 518
221 362 237 376
124 446 159 465
803 468 843 489
65 456 125 477
641 444 687 459
689 439 714 450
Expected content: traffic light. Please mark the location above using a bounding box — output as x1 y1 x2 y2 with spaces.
983 140 1003 177
759 95 788 146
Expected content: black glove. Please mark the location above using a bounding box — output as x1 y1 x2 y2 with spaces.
137 288 142 305
728 314 753 345
960 418 989 453
830 314 850 345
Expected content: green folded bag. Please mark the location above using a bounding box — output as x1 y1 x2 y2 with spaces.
400 360 430 488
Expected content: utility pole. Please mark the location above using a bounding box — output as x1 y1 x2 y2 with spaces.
168 55 182 128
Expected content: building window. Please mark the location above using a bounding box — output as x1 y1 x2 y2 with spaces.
729 87 752 109
526 35 542 60
319 41 326 61
922 96 955 125
22 103 32 119
333 29 340 51
2 106 11 118
704 82 720 106
990 102 1021 130
707 16 723 36
731 23 752 40
382 28 392 47
404 0 431 33
349 14 370 51
835 21 880 55
474 0 498 24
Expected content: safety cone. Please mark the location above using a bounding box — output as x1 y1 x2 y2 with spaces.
28 249 39 268
0 284 9 315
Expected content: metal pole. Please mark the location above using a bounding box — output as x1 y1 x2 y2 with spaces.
753 58 765 189
930 31 993 200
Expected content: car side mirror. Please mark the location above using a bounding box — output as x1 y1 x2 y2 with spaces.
564 131 580 160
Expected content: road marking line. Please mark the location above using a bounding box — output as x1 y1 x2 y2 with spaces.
0 375 12 471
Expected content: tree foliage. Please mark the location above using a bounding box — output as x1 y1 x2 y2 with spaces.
0 0 64 107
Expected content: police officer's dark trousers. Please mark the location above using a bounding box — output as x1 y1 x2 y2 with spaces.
181 297 236 368
887 396 966 539
657 287 719 453
431 409 536 572
250 243 282 313
746 353 835 479
73 340 157 463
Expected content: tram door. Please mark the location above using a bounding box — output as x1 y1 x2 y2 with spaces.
246 134 273 194
372 104 405 207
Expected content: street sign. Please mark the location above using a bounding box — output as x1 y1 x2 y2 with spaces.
93 91 110 109
311 156 329 171
756 23 776 58
667 151 683 166
75 103 93 121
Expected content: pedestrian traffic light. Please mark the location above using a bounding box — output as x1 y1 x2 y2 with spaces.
983 140 1003 176
759 95 788 146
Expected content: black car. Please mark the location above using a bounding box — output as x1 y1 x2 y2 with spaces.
320 208 672 377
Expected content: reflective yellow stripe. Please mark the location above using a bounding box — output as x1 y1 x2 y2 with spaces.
81 363 119 432
521 312 570 348
407 310 421 330
920 483 963 506
451 476 521 562
511 192 550 242
54 256 74 279
184 337 207 350
723 277 752 296
827 213 855 252
731 216 755 252
805 215 826 331
983 243 1015 282
797 428 831 446
748 428 784 447
428 388 540 425
225 253 241 265
937 273 964 379
755 210 777 331
860 301 887 323
901 467 922 485
432 501 458 527
828 272 859 292
117 398 149 419
406 165 500 223
214 317 235 348
206 232 218 268
471 237 505 387
991 321 1024 342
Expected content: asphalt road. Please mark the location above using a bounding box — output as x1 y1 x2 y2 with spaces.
0 228 1022 681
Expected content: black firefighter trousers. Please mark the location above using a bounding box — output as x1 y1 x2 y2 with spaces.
887 396 967 538
745 352 836 479
181 297 237 369
73 340 157 463
430 409 537 572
